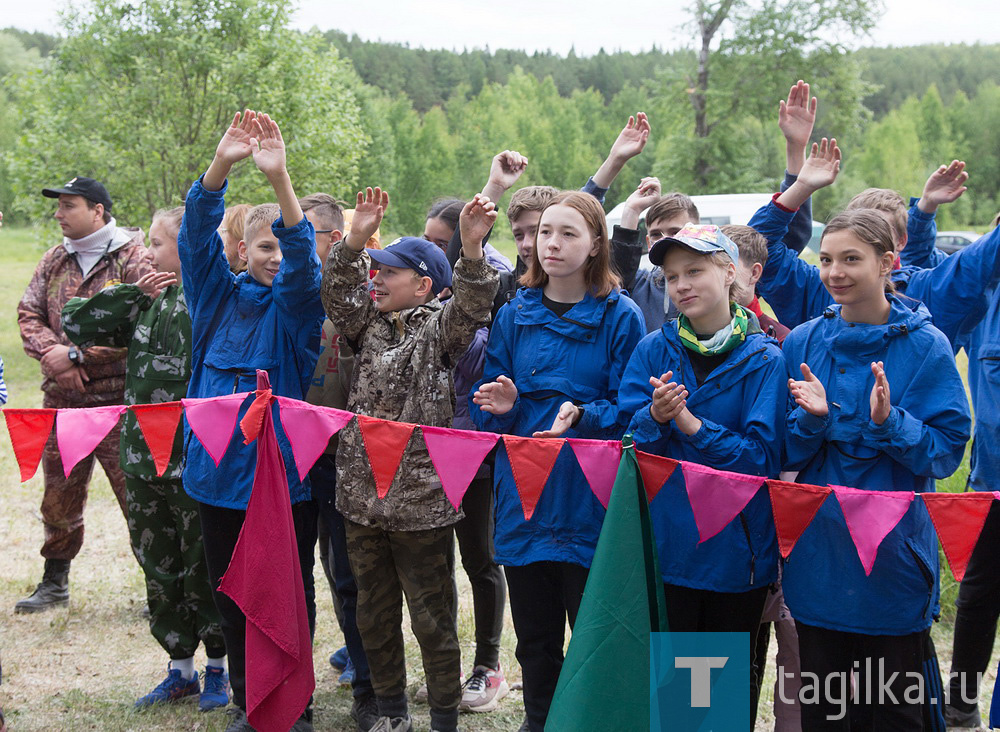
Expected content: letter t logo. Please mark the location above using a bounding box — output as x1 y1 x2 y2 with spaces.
675 657 729 707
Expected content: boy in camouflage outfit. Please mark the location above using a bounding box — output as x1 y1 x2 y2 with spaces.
321 189 499 732
62 207 229 712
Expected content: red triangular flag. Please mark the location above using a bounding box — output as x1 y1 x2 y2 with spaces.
182 392 250 467
922 492 995 583
833 485 914 576
240 389 274 445
567 438 622 509
357 415 417 499
131 402 184 477
681 461 765 543
502 434 565 520
276 397 353 482
767 480 832 559
636 450 678 503
3 408 56 482
422 426 499 511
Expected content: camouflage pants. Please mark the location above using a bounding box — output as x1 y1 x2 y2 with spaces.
125 476 225 659
345 520 460 713
40 393 127 560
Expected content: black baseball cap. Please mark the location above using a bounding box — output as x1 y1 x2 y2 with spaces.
367 237 453 295
42 177 113 212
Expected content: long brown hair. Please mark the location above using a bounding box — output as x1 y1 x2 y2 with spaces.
520 191 620 298
822 209 897 294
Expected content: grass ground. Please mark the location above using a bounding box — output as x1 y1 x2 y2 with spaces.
0 226 995 730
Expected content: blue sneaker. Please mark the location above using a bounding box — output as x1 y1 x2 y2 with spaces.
200 666 230 711
329 645 349 672
135 667 200 709
338 657 355 687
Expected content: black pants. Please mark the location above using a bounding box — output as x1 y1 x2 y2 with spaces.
505 561 589 732
452 473 506 670
796 622 924 731
199 499 318 711
949 501 1000 713
311 454 373 698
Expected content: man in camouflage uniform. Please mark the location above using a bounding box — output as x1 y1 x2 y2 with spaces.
321 191 498 732
16 177 154 613
62 206 228 710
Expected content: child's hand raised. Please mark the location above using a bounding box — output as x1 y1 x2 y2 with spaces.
215 110 258 166
533 401 581 438
919 160 968 213
487 151 528 192
609 113 651 163
473 375 518 415
649 372 688 424
625 177 661 213
136 271 178 299
460 194 497 250
249 112 287 179
789 363 829 418
779 80 817 174
346 187 389 251
869 361 891 425
796 138 841 193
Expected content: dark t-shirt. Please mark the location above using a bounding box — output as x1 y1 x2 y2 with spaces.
685 337 732 387
542 293 576 317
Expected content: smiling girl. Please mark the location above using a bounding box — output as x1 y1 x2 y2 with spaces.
470 191 645 732
617 224 787 702
781 209 971 728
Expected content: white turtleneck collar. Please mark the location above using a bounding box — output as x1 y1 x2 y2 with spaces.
63 217 118 278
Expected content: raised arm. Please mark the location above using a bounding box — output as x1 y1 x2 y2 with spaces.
904 161 968 269
778 80 817 177
612 177 661 291
203 110 257 192
589 113 651 199
250 112 303 228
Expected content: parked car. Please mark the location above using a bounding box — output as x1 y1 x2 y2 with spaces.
935 231 980 255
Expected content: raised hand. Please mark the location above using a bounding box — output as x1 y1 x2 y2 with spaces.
487 150 529 192
346 187 389 251
460 194 497 255
472 375 518 415
214 110 257 166
136 271 178 299
789 363 829 417
533 401 581 438
649 372 688 424
920 160 968 212
869 361 891 425
250 112 287 179
779 80 817 174
797 138 841 193
626 177 662 213
609 112 651 163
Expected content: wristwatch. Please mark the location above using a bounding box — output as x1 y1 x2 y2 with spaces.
68 346 84 365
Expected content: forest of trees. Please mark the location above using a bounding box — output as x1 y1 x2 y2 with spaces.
2 0 999 237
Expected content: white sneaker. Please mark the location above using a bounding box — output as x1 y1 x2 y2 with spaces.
459 665 509 713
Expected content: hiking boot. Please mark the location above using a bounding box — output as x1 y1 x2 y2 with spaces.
339 657 356 687
351 694 379 731
517 719 529 732
289 713 314 731
330 645 350 672
224 707 256 732
134 667 200 709
14 559 70 613
943 701 981 728
459 664 509 713
369 715 412 732
199 666 230 711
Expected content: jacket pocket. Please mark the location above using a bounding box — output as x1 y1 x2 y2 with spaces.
905 537 936 620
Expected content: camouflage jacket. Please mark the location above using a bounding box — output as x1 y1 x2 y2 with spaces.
17 229 154 406
321 242 499 531
62 283 190 480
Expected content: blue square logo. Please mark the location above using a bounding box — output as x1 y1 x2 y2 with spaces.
650 632 752 731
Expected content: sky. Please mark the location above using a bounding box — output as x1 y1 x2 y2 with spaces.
5 0 999 55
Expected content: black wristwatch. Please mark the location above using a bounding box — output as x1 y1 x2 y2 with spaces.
68 346 84 365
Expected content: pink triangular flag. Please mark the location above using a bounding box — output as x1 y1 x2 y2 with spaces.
276 397 353 481
56 405 126 477
833 485 915 576
681 461 765 544
568 438 622 509
182 392 251 467
422 426 500 511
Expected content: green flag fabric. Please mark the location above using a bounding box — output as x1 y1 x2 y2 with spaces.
546 436 668 731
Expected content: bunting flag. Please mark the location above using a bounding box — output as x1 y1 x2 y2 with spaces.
681 461 765 544
3 408 56 482
635 450 678 503
922 492 995 583
240 390 273 445
767 480 832 559
131 402 184 477
834 485 914 576
182 392 250 467
275 397 353 482
357 415 416 499
422 425 499 511
502 434 565 520
568 438 622 509
56 405 126 477
218 371 314 732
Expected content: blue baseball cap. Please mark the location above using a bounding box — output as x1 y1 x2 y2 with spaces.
367 237 453 295
648 224 740 267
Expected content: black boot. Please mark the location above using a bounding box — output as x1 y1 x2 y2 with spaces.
15 559 70 613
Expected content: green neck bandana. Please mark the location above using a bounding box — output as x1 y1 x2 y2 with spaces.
677 302 750 356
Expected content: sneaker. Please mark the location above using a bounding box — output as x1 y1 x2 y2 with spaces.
369 715 412 732
224 707 255 732
200 666 230 711
351 694 380 731
330 645 350 672
460 665 509 713
339 657 356 687
134 667 200 709
943 702 981 728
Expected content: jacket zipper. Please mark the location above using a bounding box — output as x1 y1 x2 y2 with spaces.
739 512 757 586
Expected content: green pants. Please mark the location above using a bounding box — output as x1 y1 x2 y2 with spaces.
125 475 225 659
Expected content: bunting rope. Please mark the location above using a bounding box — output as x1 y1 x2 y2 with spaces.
2 394 993 581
